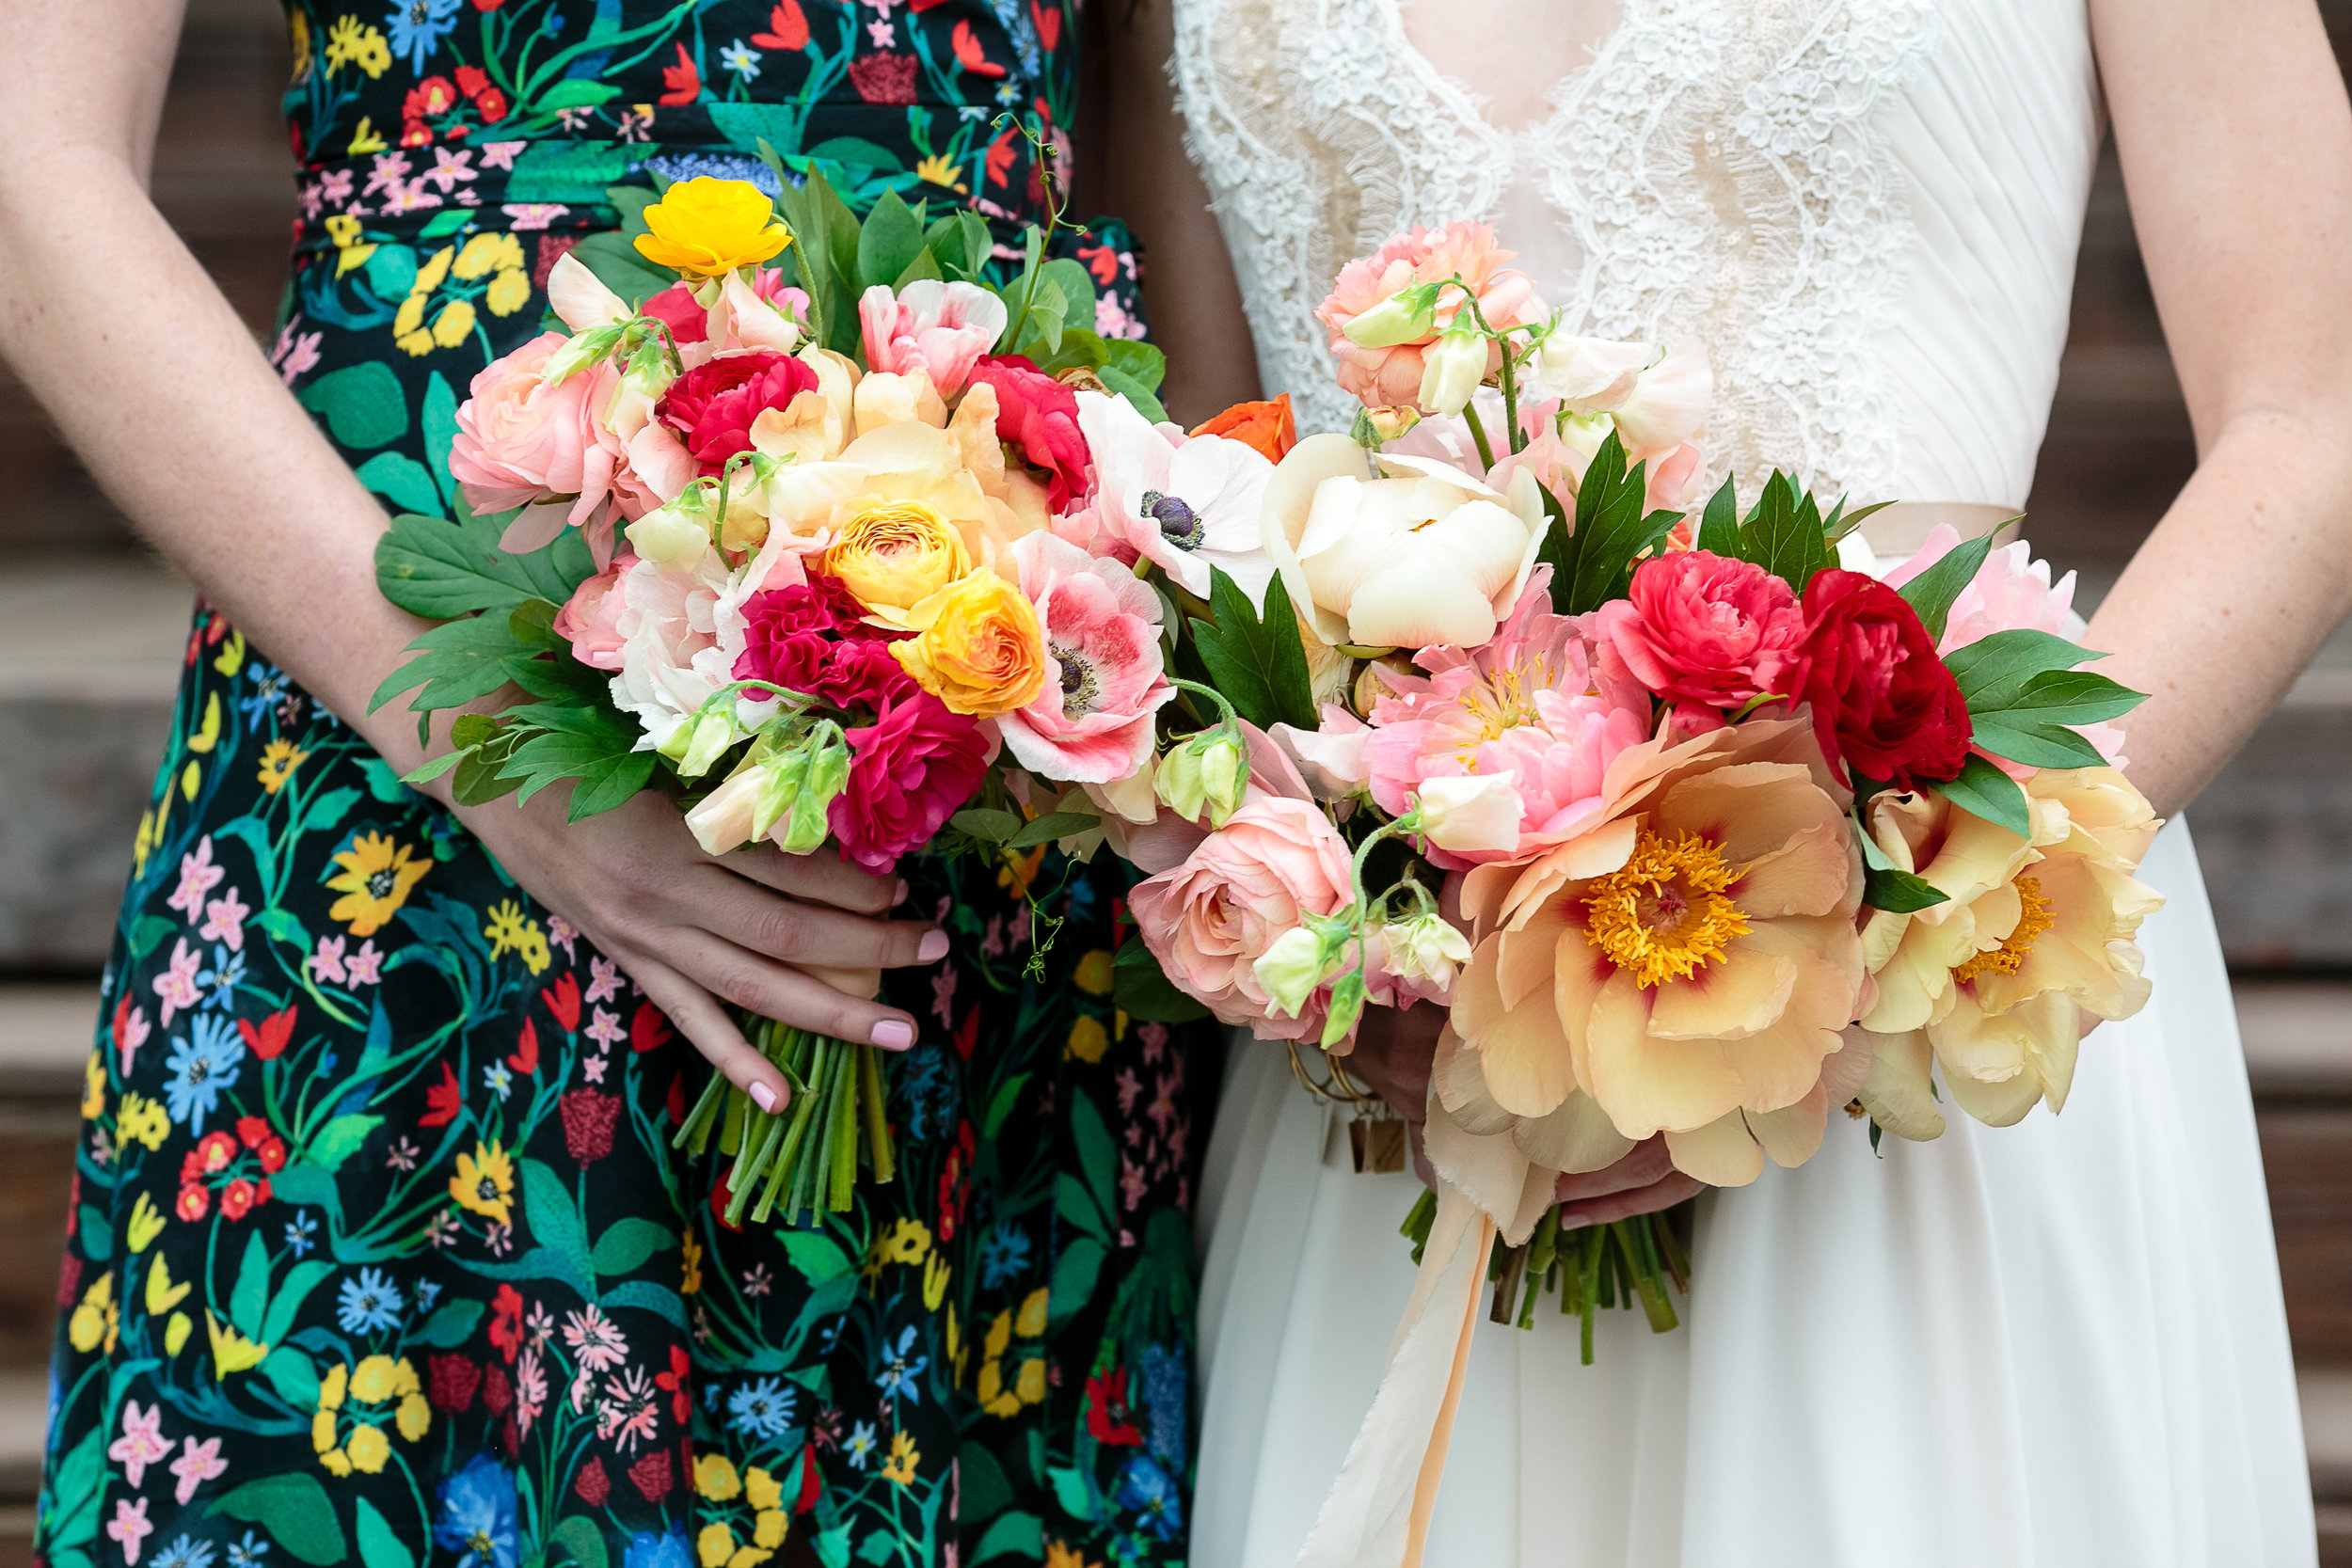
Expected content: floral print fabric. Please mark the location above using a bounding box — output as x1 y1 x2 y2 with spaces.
37 6 1199 1568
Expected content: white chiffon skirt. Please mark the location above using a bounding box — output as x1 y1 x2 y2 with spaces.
1192 819 2316 1566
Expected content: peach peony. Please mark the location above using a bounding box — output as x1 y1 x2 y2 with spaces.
1448 718 1867 1186
1314 222 1543 409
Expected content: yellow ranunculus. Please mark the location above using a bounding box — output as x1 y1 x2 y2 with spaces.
891 570 1047 718
634 177 792 277
822 500 971 627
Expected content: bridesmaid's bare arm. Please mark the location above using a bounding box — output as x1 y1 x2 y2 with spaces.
0 0 937 1101
2086 0 2352 817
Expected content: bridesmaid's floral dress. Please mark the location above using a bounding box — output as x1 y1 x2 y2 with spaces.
35 7 1204 1568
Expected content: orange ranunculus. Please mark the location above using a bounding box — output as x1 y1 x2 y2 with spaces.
822 499 972 627
1190 394 1296 462
891 569 1048 717
633 177 791 277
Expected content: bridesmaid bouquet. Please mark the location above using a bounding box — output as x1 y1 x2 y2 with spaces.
1090 221 2168 1566
373 170 1203 1225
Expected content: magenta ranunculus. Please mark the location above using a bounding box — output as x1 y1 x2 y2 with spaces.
656 350 820 474
966 354 1090 510
828 687 990 873
997 532 1176 784
735 576 906 706
1596 549 1809 711
553 548 635 672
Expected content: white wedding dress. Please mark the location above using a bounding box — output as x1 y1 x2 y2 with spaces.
1170 1 2318 1563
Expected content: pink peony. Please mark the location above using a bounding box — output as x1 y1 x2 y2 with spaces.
1362 584 1653 868
1314 222 1542 409
1594 550 1808 711
656 350 821 474
1127 796 1358 1042
997 532 1177 784
554 548 636 671
966 355 1090 510
860 281 1007 399
829 686 990 873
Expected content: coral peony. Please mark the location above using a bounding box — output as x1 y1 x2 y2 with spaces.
829 686 990 873
859 281 1007 399
997 532 1176 784
1794 570 1973 792
965 356 1090 511
1362 584 1651 867
1595 550 1807 712
656 350 820 474
1313 222 1543 409
1127 797 1359 1043
1069 389 1275 601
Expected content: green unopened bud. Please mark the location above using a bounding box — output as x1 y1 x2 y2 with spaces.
1350 404 1424 447
543 323 626 386
1416 325 1487 417
1154 726 1248 827
627 481 718 572
1254 927 1342 1019
1319 969 1368 1048
1341 283 1441 349
755 723 851 853
668 708 739 780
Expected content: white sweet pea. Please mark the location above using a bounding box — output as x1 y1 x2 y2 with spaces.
1254 926 1343 1019
1525 335 1713 458
1415 325 1486 416
1416 771 1525 855
547 252 631 332
1371 911 1474 991
626 488 715 573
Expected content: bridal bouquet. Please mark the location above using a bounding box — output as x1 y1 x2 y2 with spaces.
1096 221 2166 1565
372 170 1191 1225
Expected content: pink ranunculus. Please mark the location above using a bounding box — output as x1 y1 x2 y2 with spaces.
1127 796 1358 1042
553 547 637 671
998 532 1177 784
449 330 599 518
860 280 1008 400
966 355 1090 511
829 686 991 873
1362 584 1653 869
656 350 821 474
1595 550 1809 711
1313 222 1542 409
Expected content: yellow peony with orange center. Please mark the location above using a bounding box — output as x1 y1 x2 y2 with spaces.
633 177 791 277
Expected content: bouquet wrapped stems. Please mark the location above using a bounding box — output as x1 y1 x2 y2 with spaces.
673 1017 896 1224
1402 1191 1691 1365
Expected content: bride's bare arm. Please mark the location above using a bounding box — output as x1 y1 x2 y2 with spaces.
0 0 938 1105
2083 0 2352 817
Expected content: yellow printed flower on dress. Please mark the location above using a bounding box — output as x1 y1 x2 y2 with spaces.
880 1431 921 1485
324 16 391 77
326 832 430 936
633 178 792 277
256 738 310 795
67 1271 117 1354
482 900 551 974
312 1354 427 1476
451 1140 516 1226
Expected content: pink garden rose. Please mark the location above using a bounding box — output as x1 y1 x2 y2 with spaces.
1127 796 1358 1042
1362 584 1653 868
829 686 990 873
1314 222 1542 409
997 532 1177 784
553 548 636 671
449 330 600 518
860 280 1008 399
967 355 1091 511
1594 550 1808 711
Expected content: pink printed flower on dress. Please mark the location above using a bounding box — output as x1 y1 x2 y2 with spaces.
860 281 1008 399
997 532 1178 784
1314 221 1543 410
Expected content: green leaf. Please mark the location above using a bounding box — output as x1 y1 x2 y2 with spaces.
1985 668 2143 726
417 207 474 240
375 505 596 620
950 808 1023 844
1110 937 1211 1023
354 1498 413 1568
1045 1466 1101 1524
453 747 528 807
1857 824 1951 912
957 1442 1015 1525
304 1113 382 1172
358 756 414 802
421 372 460 505
970 1513 1043 1567
1047 1236 1105 1328
567 230 677 309
548 1516 610 1568
1555 430 1681 613
259 1346 320 1411
1731 471 1833 595
893 245 944 288
369 610 548 718
299 787 362 834
1894 531 1998 644
519 1156 596 1300
1934 753 2032 838
1039 257 1097 331
1188 566 1318 732
1005 811 1099 849
297 362 407 451
259 1261 336 1348
1054 1172 1108 1243
208 1473 347 1565
230 1231 271 1340
856 189 927 291
1096 364 1168 424
591 1217 675 1277
1694 476 1740 556
533 79 622 112
980 1071 1031 1140
804 135 905 174
708 103 802 154
493 704 655 814
1070 1093 1118 1222
1944 628 2104 712
1970 718 2110 770
412 1296 486 1349
1102 337 1166 393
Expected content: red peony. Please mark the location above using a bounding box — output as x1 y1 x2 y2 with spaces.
829 687 991 873
967 355 1090 510
655 350 820 474
1794 569 1973 791
1598 550 1808 711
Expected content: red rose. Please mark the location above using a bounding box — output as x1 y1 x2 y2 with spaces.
559 1089 621 1165
575 1457 611 1507
1794 569 1972 791
1598 550 1808 711
829 686 991 874
967 355 1090 510
640 281 709 347
656 350 819 474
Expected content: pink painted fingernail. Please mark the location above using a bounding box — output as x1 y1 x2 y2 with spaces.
917 929 949 963
870 1018 915 1051
749 1081 780 1113
892 879 910 908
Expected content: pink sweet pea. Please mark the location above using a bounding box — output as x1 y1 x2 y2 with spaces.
1362 583 1653 868
554 548 636 672
1314 222 1543 409
998 532 1177 784
860 281 1008 399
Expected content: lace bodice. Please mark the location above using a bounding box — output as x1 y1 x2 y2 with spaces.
1171 0 2102 508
